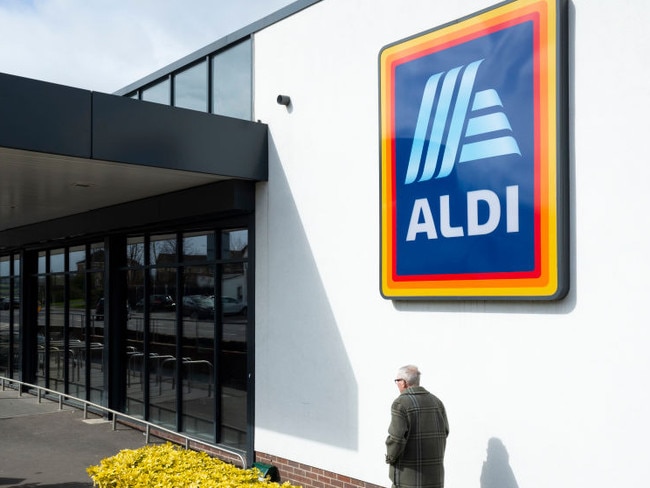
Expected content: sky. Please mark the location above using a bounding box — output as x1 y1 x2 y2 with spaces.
0 0 295 93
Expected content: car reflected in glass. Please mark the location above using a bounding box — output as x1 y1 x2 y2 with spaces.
0 296 20 310
94 298 131 321
134 295 176 313
182 295 215 320
220 296 247 315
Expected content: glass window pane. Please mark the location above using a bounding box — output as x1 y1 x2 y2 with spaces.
12 275 20 312
12 256 20 376
0 323 7 377
0 255 8 278
150 234 177 267
149 267 177 429
221 229 248 260
38 251 47 274
126 260 145 418
89 269 105 404
50 248 65 273
9 286 23 378
174 61 207 111
68 248 86 398
68 245 85 273
221 266 247 449
142 78 170 105
183 231 216 261
182 264 215 440
0 256 9 377
48 273 65 393
89 242 105 271
68 248 86 341
36 274 46 388
212 39 252 119
219 228 248 448
127 236 145 267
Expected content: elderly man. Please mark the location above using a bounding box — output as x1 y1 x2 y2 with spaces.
386 365 449 488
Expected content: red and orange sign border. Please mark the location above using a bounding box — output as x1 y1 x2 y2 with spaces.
379 0 569 300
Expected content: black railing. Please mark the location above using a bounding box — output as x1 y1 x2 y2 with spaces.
0 376 246 467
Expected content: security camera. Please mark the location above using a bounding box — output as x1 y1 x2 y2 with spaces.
277 95 291 106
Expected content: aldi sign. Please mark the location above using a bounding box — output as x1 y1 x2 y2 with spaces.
379 0 568 299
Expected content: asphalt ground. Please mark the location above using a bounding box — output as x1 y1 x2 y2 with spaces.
0 387 148 488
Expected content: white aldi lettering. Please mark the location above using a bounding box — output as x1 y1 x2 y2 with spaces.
406 185 519 240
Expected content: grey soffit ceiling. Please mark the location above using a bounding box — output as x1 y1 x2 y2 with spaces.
0 147 228 232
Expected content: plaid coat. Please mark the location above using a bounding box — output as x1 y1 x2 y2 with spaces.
385 387 449 488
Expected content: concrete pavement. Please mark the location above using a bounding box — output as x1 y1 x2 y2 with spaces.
0 387 148 487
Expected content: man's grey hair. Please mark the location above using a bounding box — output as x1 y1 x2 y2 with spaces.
397 365 421 387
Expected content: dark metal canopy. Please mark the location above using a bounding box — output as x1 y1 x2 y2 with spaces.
0 72 268 249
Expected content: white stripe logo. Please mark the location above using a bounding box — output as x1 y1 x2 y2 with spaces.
404 59 521 184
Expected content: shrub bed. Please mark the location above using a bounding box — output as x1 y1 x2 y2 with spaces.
87 442 299 488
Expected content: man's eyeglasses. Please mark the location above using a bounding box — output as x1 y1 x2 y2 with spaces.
394 378 406 384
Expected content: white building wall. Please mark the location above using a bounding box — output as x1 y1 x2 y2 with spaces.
253 1 650 487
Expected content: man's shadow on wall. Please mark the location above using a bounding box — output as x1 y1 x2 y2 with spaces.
480 438 520 488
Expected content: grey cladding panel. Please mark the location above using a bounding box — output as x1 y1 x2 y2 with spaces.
0 73 91 157
92 93 268 180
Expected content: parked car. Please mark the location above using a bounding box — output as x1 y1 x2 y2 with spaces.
0 295 19 310
95 298 131 321
134 295 176 313
182 295 215 320
221 296 247 315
